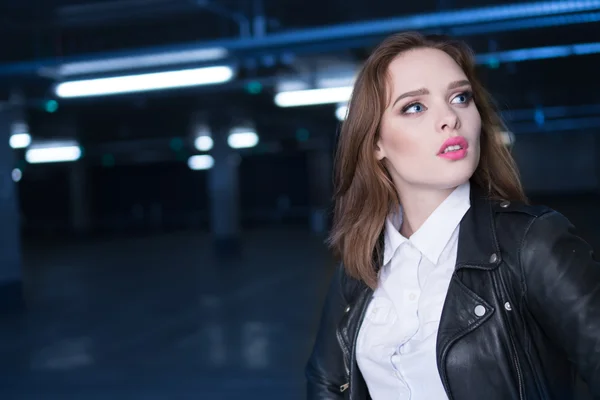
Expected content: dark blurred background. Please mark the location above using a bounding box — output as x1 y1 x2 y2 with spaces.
0 0 599 398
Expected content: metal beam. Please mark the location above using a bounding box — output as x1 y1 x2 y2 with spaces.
0 0 598 77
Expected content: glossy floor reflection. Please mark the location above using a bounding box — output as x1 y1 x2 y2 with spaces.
0 228 335 399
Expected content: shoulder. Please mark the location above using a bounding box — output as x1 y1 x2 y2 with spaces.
490 198 574 241
490 198 553 218
490 199 597 290
519 207 583 262
497 200 596 282
487 199 585 268
488 198 555 243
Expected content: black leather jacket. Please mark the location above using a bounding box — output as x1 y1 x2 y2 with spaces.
306 188 600 400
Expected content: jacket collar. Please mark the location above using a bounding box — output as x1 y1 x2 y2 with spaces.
455 183 502 270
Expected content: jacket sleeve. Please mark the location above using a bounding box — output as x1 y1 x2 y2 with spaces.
521 210 600 395
305 264 349 400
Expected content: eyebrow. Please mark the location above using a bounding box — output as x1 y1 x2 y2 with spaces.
392 79 472 108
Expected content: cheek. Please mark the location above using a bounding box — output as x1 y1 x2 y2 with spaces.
379 122 419 158
464 108 482 139
383 134 413 155
380 129 426 175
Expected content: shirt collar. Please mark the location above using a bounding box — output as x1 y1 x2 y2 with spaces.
383 206 407 266
383 181 471 266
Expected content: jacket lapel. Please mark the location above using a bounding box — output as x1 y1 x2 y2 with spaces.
455 185 502 269
436 185 502 391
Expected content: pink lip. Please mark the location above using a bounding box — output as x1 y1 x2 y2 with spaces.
437 136 469 160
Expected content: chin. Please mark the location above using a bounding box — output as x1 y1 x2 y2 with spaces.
391 159 476 192
433 179 471 191
436 166 475 189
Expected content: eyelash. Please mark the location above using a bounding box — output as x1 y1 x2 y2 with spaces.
401 90 474 114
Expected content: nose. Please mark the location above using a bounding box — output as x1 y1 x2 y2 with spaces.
438 106 460 132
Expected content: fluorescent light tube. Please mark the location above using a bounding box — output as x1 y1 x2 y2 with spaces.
275 86 353 107
55 65 235 98
58 47 228 77
188 155 214 170
194 136 214 152
26 144 82 163
9 133 31 149
227 131 259 149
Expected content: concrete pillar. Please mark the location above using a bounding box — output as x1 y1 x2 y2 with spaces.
307 148 333 235
206 114 241 259
0 107 23 311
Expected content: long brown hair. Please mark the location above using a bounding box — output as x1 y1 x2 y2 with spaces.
328 31 527 289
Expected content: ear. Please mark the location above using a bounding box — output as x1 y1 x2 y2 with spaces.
374 140 385 161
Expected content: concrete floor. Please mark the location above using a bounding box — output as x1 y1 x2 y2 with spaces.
0 228 334 399
1 194 598 399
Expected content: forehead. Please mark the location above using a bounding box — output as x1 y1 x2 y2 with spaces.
386 47 467 93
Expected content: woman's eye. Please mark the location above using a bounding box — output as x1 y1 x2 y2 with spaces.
403 103 426 114
451 91 472 104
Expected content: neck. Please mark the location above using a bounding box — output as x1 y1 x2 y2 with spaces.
398 185 457 238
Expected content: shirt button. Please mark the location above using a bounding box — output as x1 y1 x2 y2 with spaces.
409 293 417 301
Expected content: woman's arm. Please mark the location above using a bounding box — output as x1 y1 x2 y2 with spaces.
521 210 600 395
305 264 349 399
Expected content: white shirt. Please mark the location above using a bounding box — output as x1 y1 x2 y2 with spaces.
356 182 471 400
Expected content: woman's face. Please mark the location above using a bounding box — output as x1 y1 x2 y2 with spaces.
376 47 482 195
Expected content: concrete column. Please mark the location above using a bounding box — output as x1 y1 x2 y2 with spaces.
0 107 23 311
206 114 241 259
307 149 333 235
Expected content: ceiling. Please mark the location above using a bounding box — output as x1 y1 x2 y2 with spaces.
0 0 598 165
0 0 593 58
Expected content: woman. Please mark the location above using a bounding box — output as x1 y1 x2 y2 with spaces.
306 31 600 400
